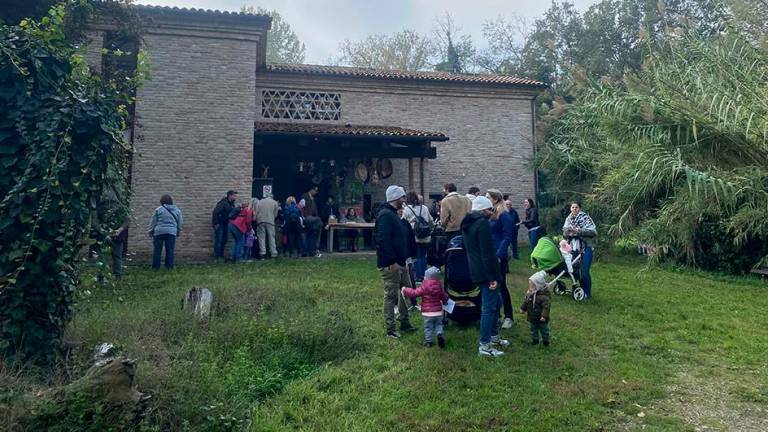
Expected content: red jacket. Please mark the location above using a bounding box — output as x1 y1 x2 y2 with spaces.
403 279 448 314
231 208 253 234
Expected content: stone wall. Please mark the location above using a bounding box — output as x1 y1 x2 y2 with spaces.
127 16 266 261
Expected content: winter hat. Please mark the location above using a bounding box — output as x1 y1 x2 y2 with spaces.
529 270 548 289
471 195 493 212
559 239 572 254
298 199 306 209
424 266 440 280
385 185 406 202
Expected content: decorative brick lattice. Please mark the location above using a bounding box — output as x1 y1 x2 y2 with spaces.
261 89 341 121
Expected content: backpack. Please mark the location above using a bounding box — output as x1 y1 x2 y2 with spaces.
409 206 433 241
286 209 301 227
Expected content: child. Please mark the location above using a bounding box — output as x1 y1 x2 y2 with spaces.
402 267 448 348
521 271 551 346
244 229 255 260
559 239 574 273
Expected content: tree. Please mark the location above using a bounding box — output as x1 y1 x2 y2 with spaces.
242 6 305 64
433 13 476 73
335 30 434 71
476 15 529 74
0 0 141 365
541 29 768 273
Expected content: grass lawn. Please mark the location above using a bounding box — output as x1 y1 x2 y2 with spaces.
6 251 767 431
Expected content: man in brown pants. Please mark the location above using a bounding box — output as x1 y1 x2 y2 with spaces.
375 185 417 339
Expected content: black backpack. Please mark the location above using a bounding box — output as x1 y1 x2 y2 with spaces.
409 206 433 241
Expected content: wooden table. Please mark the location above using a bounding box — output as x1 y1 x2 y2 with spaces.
326 222 375 252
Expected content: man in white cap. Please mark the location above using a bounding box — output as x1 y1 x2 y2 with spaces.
376 185 416 339
460 195 509 356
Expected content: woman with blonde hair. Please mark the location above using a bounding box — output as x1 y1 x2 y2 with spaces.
486 189 516 329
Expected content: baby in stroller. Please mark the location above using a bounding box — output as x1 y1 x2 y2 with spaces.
530 236 586 301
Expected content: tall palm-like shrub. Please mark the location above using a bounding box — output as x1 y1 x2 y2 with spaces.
541 29 768 273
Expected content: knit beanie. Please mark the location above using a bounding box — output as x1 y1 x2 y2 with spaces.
386 185 406 202
529 270 548 289
471 196 493 212
424 266 440 280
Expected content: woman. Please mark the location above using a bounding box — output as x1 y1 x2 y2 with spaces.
340 207 365 252
521 198 541 248
486 189 515 329
149 194 183 270
283 196 303 257
562 202 597 299
403 192 434 284
229 200 253 263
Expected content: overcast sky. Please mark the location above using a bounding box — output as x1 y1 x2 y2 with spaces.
136 0 599 64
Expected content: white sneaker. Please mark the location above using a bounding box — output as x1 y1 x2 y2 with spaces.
478 344 505 357
491 337 510 348
502 318 514 329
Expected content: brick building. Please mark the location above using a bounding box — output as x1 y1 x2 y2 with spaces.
89 6 545 260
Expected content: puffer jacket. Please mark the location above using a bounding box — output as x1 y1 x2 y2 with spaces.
149 205 183 237
521 286 551 323
402 279 448 315
460 211 499 284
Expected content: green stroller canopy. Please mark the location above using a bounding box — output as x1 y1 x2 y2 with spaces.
530 237 563 272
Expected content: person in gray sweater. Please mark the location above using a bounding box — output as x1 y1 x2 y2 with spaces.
149 194 183 270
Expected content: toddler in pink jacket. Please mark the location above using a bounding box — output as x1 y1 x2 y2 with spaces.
402 267 449 349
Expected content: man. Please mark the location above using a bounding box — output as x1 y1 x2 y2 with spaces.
376 185 417 339
466 186 480 202
440 183 471 243
504 199 521 260
301 186 322 256
255 192 280 259
461 195 509 356
212 190 238 260
320 195 340 251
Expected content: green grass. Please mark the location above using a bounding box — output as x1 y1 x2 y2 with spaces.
5 251 768 431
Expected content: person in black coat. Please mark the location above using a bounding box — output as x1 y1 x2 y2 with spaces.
211 190 237 260
376 185 416 339
504 199 521 259
461 196 507 357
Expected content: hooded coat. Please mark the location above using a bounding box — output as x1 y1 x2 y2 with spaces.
521 285 551 323
460 211 499 284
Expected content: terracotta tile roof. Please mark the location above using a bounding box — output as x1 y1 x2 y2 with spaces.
255 122 449 141
263 63 547 88
136 4 271 23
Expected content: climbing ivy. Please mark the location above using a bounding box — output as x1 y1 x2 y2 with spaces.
0 0 144 365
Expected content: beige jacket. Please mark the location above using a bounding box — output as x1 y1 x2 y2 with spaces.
254 197 280 225
440 192 471 233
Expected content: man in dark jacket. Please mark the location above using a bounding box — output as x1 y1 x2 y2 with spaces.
212 190 237 260
461 196 508 357
376 185 416 339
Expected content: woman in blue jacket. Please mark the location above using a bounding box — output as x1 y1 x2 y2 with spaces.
149 194 183 270
486 189 516 329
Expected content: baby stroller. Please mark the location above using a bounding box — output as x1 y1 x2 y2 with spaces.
443 235 481 325
530 236 586 301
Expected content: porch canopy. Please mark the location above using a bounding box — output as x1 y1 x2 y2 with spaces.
254 122 448 159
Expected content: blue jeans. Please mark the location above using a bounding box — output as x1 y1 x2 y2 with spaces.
480 283 501 345
214 224 228 258
415 243 428 282
528 227 540 248
152 234 176 270
581 245 593 298
423 315 444 343
229 224 244 262
530 321 550 343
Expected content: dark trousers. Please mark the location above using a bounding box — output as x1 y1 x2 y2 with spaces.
510 229 520 259
111 238 124 277
152 234 176 270
304 229 318 256
285 225 302 257
498 258 514 320
415 243 428 282
213 224 228 258
530 321 550 343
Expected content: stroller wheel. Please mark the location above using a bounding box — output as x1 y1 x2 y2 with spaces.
572 287 586 301
554 281 567 296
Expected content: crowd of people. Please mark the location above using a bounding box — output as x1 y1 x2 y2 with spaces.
141 182 596 357
374 182 596 357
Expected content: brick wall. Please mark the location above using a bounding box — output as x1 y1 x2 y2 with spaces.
128 19 264 261
255 75 539 242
